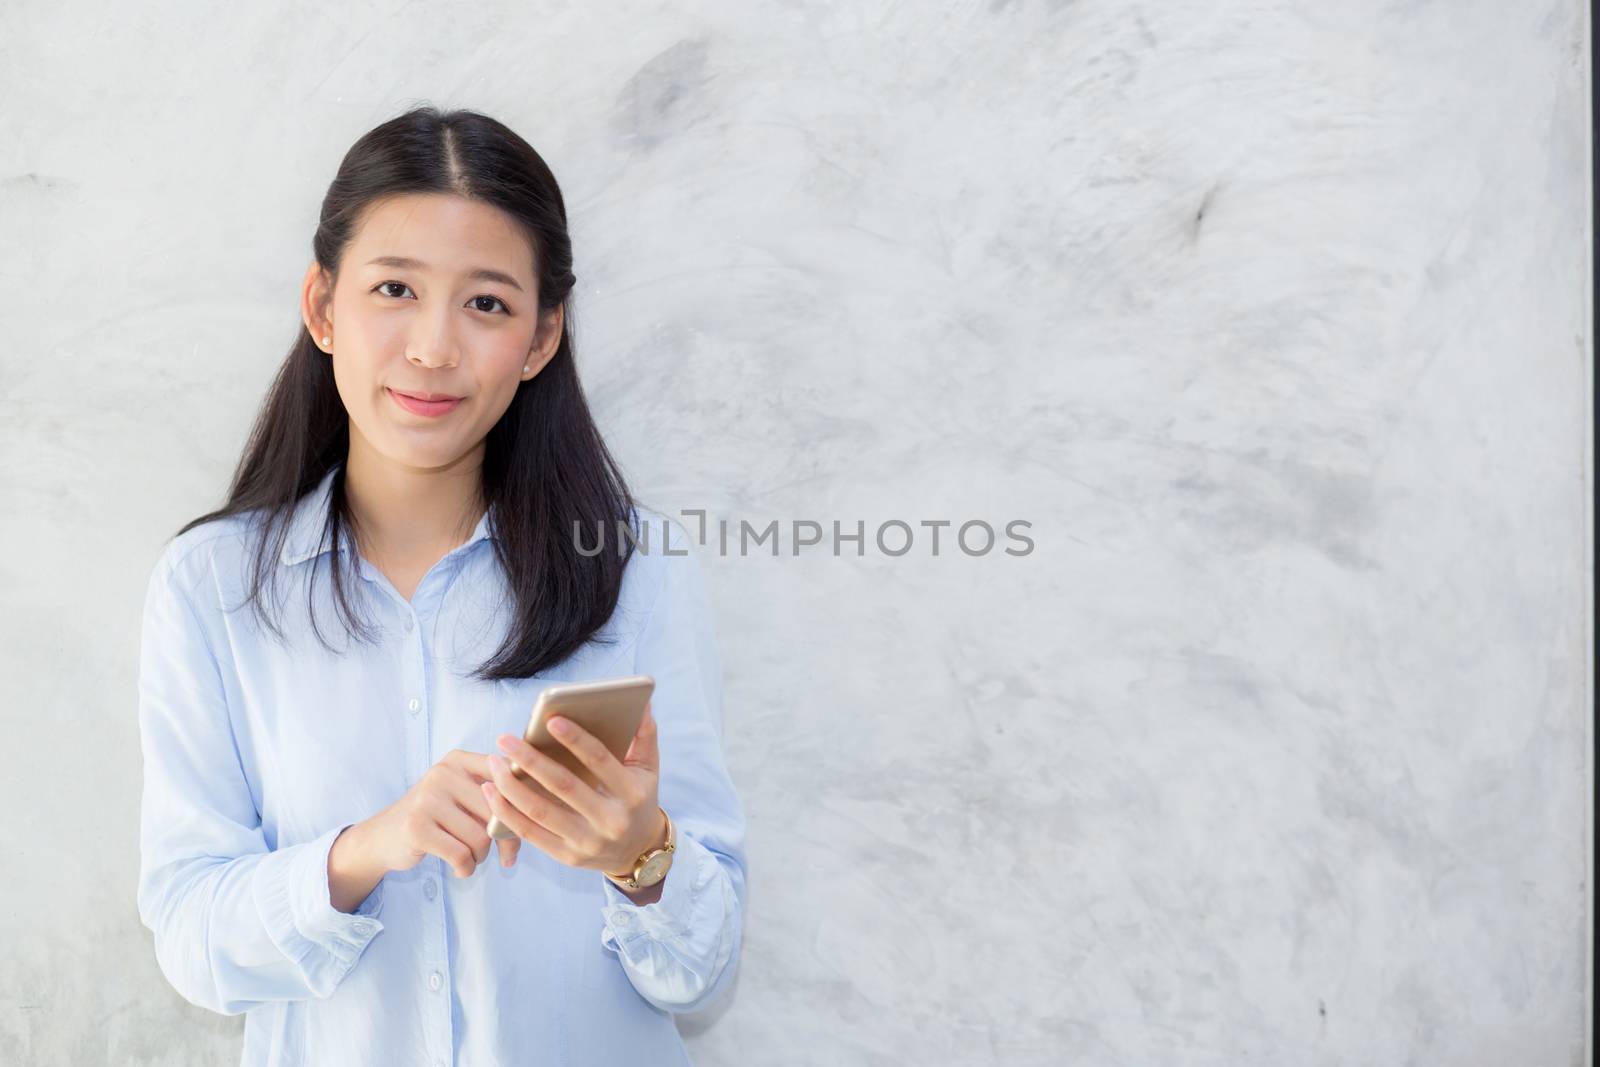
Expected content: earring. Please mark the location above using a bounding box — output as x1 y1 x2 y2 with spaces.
523 365 530 373
321 335 331 348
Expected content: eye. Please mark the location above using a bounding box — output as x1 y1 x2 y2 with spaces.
373 281 511 315
470 295 510 315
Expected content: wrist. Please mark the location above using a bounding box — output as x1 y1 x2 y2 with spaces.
613 877 665 905
327 821 387 915
330 818 390 882
606 807 669 879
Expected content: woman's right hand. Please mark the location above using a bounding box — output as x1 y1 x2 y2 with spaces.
369 748 510 877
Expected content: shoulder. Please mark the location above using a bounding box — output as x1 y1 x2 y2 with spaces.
611 505 721 651
621 504 706 605
585 504 712 642
146 511 263 612
611 505 722 679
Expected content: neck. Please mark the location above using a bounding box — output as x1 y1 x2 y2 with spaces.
342 431 487 567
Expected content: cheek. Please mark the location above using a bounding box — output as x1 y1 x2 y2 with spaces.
327 350 385 419
472 339 536 404
333 307 401 361
484 334 533 375
467 379 522 437
326 355 359 413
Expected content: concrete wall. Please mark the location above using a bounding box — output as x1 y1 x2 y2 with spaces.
0 1 1589 1063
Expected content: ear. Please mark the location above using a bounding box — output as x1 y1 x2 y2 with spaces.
523 302 564 379
299 260 335 351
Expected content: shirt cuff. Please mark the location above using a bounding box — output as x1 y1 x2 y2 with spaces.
253 823 386 991
598 828 717 952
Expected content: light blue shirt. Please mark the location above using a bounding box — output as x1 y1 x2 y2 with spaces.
136 463 748 1066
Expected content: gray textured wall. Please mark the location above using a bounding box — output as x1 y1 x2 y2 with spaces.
0 2 1591 1064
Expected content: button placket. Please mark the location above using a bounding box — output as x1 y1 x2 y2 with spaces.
404 595 452 1064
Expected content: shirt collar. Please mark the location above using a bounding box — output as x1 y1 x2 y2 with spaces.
278 464 498 567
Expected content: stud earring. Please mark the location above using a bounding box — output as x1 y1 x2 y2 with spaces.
321 335 331 348
523 365 530 373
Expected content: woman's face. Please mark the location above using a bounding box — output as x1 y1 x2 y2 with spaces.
300 192 561 471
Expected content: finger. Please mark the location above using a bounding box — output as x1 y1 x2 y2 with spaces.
494 734 611 824
481 781 575 865
524 717 634 799
623 702 658 770
417 820 479 879
430 794 493 866
496 834 520 868
448 750 495 784
486 754 588 844
445 767 494 825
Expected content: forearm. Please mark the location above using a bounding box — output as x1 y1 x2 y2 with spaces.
139 824 387 1014
598 831 744 1013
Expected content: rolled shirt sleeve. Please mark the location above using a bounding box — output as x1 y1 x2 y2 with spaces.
136 540 385 1015
597 518 748 1014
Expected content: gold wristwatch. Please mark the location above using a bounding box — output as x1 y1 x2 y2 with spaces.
604 807 675 892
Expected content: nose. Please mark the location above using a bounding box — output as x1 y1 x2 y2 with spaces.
405 312 461 369
406 344 458 369
408 351 456 370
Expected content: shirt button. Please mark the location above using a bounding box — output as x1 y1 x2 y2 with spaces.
423 878 437 901
407 697 421 715
403 616 414 633
352 920 374 936
428 970 443 992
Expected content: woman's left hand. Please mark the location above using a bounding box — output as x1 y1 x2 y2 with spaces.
482 701 663 876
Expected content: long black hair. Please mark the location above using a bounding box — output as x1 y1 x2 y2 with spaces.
174 105 641 682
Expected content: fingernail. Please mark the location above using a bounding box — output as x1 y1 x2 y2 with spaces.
496 735 515 753
487 755 505 774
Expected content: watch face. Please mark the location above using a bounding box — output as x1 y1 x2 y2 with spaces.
639 853 672 883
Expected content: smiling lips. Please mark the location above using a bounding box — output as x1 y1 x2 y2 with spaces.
388 387 463 417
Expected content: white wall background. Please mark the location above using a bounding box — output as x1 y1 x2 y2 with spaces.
0 1 1590 1064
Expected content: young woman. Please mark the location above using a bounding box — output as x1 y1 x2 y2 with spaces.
135 106 747 1066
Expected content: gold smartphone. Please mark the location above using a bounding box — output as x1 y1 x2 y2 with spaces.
485 674 656 840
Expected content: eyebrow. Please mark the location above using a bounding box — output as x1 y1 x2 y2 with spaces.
365 255 524 292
